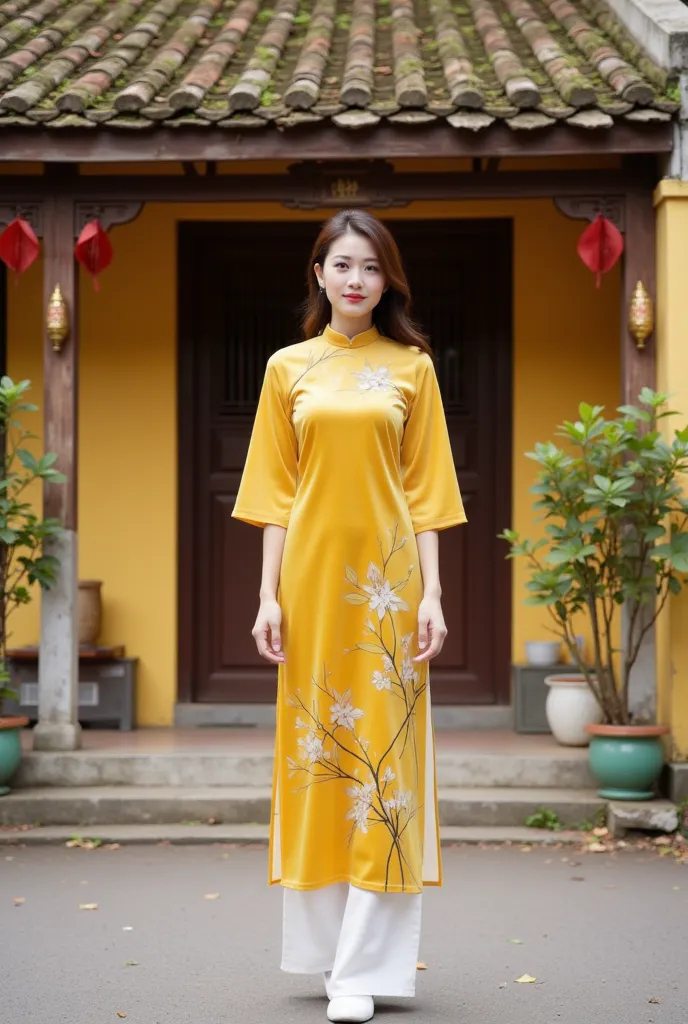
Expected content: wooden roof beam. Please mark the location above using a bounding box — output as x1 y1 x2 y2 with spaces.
0 121 672 163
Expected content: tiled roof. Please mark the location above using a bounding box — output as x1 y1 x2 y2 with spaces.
0 0 678 131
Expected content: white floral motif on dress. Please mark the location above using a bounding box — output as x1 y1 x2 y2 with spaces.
363 562 410 620
297 730 324 766
352 362 393 391
330 689 364 730
384 789 411 812
346 778 376 834
372 670 393 691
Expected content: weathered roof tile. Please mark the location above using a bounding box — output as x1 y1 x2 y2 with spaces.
284 0 335 108
340 0 375 107
0 0 676 133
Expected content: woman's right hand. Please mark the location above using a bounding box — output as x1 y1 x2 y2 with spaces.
252 599 285 664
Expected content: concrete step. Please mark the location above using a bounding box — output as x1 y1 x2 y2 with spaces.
14 748 595 790
0 785 605 829
0 823 589 847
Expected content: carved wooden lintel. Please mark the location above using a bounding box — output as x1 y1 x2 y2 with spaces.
554 195 625 233
74 201 144 237
284 160 410 210
0 201 44 236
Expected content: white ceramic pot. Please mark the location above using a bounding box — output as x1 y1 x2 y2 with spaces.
525 640 561 666
544 674 603 746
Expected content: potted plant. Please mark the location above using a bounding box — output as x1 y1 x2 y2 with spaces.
0 377 65 795
500 389 688 798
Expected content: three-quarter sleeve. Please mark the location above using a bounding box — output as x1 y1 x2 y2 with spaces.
401 354 467 533
232 357 298 529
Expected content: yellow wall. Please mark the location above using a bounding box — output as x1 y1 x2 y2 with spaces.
656 181 688 761
7 196 620 725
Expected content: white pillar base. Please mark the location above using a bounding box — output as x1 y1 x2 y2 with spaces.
33 721 81 752
33 529 81 753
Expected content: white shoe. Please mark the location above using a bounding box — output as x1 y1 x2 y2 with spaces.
326 995 374 1022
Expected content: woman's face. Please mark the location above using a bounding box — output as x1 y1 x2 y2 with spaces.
315 230 386 327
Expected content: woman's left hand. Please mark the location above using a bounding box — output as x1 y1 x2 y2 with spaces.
413 595 448 663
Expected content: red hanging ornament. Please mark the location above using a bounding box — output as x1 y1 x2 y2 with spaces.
0 217 40 277
577 214 624 288
75 219 113 291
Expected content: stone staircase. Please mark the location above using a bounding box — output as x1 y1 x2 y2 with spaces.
0 729 608 833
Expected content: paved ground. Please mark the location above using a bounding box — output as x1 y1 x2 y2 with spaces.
3 843 687 1024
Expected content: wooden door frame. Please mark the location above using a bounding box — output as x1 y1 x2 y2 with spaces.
484 219 513 705
177 223 198 704
177 216 513 706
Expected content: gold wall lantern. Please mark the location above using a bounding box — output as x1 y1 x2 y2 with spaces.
628 280 654 351
46 285 69 352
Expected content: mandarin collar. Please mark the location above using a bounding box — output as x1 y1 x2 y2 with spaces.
322 324 381 349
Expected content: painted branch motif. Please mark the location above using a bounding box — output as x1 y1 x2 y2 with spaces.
286 523 424 891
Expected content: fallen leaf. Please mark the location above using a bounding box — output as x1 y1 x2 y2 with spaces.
66 837 102 850
586 842 607 853
498 982 508 989
416 962 429 970
124 961 139 967
104 843 121 851
593 826 608 837
374 65 393 74
515 974 537 984
325 76 338 85
79 903 99 911
649 997 662 1004
507 938 523 944
13 897 25 906
116 1014 127 1019
204 893 220 900
654 836 672 846
520 846 533 853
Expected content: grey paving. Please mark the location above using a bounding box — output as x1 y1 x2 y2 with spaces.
2 844 687 1024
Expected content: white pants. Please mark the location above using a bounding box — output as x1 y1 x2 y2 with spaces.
281 883 422 998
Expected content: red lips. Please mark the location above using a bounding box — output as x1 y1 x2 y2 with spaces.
344 294 365 302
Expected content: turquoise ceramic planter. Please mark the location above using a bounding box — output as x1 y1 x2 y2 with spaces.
0 719 26 796
587 728 668 800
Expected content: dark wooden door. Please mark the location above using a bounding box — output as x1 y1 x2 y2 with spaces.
178 219 511 705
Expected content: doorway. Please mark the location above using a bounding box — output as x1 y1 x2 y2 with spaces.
178 217 512 704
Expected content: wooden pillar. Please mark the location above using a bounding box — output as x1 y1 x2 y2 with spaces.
621 186 657 724
32 195 81 751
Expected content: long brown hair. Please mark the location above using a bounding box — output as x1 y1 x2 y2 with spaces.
302 210 432 356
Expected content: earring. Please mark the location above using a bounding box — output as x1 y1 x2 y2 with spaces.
318 282 325 292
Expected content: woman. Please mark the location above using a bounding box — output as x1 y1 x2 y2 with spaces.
232 210 466 1023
